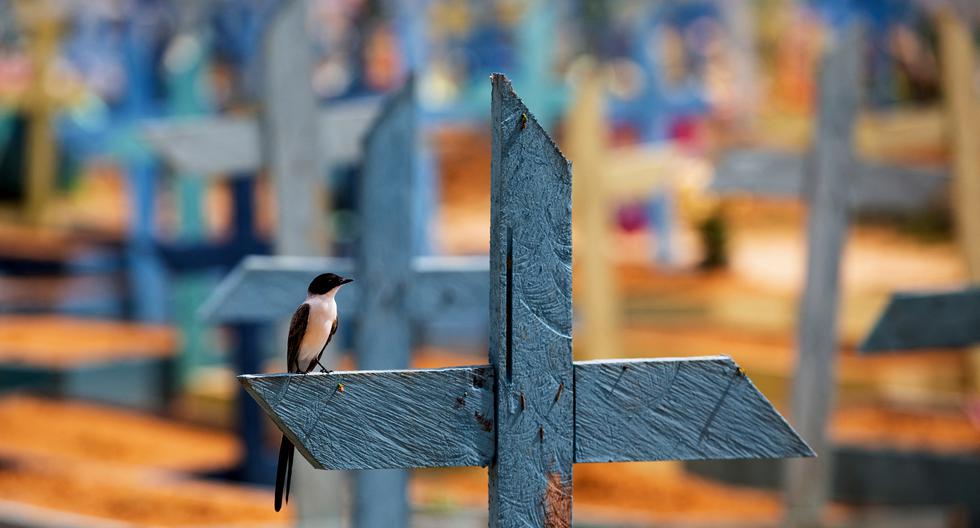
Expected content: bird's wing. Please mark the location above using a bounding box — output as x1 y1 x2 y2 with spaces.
321 316 338 353
287 303 310 373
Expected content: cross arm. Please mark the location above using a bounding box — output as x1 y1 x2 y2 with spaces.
574 357 813 462
142 97 382 175
860 287 980 352
712 148 947 213
239 356 812 471
240 366 496 470
198 255 488 323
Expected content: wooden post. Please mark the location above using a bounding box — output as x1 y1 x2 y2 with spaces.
263 1 339 523
489 73 575 526
238 73 812 528
353 79 415 528
261 0 327 256
567 67 621 361
783 20 862 528
16 0 61 224
938 11 980 395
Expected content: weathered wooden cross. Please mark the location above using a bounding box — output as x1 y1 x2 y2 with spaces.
201 80 488 528
861 11 980 356
708 18 955 528
239 74 812 527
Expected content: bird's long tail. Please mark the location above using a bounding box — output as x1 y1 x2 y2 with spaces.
275 434 294 512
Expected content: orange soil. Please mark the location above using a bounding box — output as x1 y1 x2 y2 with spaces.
0 460 288 527
413 464 782 524
833 405 980 454
0 316 178 366
0 396 239 473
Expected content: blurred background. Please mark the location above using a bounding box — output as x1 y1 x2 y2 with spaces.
0 0 978 526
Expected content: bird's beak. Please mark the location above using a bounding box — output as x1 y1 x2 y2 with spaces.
340 278 354 285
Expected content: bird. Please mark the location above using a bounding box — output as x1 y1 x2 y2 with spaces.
275 272 353 512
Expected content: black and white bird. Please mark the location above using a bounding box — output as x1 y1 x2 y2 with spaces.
275 272 353 512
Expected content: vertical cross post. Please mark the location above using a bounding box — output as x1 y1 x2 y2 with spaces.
261 1 340 522
489 73 574 527
354 80 415 528
261 0 327 256
567 66 621 361
783 20 862 528
938 10 980 394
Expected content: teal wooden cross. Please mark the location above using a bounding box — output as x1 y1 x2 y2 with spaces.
239 74 812 527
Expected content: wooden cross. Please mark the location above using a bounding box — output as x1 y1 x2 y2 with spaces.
142 0 384 256
200 80 488 528
7 0 75 223
708 18 962 527
565 60 712 360
239 74 812 527
862 10 980 359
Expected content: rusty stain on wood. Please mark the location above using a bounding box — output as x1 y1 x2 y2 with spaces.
543 472 571 528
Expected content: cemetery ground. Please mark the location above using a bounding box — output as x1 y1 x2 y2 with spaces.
0 128 976 526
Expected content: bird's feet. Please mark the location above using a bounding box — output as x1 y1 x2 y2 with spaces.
316 359 332 374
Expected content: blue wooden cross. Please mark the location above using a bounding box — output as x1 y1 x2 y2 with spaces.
239 74 812 527
200 79 489 528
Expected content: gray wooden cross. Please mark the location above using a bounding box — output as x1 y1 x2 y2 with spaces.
711 21 941 527
780 23 862 528
239 74 812 527
142 0 383 254
200 80 489 528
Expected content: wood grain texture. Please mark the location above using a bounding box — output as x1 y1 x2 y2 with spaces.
239 366 496 470
143 98 381 175
355 79 415 528
488 73 574 528
783 21 862 528
712 148 947 213
574 357 813 463
860 288 980 352
198 255 487 323
239 358 812 469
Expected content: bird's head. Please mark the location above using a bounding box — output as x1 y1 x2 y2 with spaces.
307 273 353 297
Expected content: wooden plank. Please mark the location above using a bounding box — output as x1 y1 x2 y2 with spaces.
940 13 980 277
142 98 381 175
197 255 488 323
712 149 947 212
488 73 574 528
783 21 862 528
567 64 621 360
260 0 325 255
196 255 354 322
574 357 813 463
860 288 980 352
258 2 341 518
354 79 415 528
239 366 496 470
938 11 980 399
239 358 812 469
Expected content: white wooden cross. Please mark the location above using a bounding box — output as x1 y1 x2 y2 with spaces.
238 74 812 528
